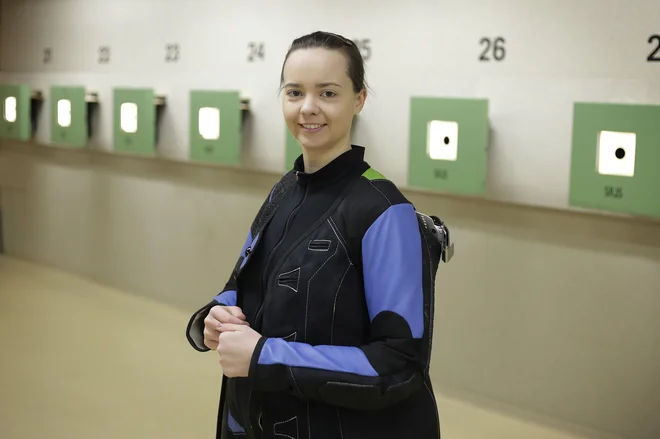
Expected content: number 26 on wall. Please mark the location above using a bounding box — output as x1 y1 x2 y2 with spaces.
479 37 505 62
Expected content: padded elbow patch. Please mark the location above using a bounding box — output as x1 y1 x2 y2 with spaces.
361 312 423 375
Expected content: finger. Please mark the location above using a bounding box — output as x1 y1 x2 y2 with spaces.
204 338 219 350
219 315 250 326
204 327 220 340
224 306 247 320
210 306 248 326
217 323 248 333
209 305 234 320
204 313 220 327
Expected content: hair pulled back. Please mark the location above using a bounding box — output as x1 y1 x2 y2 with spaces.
280 31 367 94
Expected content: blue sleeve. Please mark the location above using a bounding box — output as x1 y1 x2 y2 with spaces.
213 290 237 307
247 203 427 410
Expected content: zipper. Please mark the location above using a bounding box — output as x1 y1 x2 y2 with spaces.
254 180 308 331
256 176 363 332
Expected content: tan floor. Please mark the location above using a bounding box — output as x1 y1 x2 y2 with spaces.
0 255 613 439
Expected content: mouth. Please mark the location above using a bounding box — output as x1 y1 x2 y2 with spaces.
299 123 327 132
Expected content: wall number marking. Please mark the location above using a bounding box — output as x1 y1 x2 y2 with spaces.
98 46 110 64
353 39 372 61
434 169 448 180
43 48 52 64
165 43 180 62
479 37 506 62
247 42 265 62
648 35 660 62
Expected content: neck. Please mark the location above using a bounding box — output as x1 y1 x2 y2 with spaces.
302 139 352 173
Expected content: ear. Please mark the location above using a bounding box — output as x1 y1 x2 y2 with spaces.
354 88 367 115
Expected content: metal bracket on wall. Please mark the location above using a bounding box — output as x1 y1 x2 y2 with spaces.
154 95 167 144
240 97 250 124
85 92 99 139
30 89 44 137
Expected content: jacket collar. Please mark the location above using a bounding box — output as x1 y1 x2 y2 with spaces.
293 145 366 186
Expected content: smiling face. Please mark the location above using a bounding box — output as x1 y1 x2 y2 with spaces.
281 48 366 160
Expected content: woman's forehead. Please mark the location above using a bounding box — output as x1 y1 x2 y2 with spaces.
282 48 350 83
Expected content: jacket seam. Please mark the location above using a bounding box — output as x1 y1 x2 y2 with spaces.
305 241 339 342
362 177 392 206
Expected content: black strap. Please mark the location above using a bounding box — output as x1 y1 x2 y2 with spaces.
216 375 228 438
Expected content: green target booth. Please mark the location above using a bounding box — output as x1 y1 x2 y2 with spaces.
112 88 167 155
569 102 660 219
0 84 44 141
407 96 490 197
50 85 99 148
188 90 250 166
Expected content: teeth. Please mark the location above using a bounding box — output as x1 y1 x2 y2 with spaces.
302 124 324 129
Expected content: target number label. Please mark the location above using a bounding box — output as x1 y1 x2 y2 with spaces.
479 37 506 62
648 35 660 62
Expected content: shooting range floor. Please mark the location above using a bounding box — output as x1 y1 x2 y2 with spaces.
0 255 616 439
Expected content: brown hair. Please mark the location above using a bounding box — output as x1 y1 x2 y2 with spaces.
279 31 368 93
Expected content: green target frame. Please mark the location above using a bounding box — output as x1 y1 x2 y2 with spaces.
0 84 43 141
50 86 99 148
407 96 490 197
569 102 660 218
112 87 166 155
189 90 249 166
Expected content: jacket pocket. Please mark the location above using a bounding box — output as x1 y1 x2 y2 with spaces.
308 239 331 251
274 415 299 438
277 268 301 292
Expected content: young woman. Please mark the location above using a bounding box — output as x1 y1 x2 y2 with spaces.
186 31 441 439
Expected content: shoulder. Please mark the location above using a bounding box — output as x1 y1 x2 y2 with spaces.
341 166 418 240
357 167 412 209
249 171 297 236
270 170 297 201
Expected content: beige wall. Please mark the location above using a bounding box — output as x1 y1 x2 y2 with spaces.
1 140 659 439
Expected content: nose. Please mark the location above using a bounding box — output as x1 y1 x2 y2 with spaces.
300 95 319 115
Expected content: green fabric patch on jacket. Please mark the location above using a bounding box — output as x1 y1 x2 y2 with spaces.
362 168 386 181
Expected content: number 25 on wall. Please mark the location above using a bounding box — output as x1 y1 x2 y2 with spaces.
648 35 660 62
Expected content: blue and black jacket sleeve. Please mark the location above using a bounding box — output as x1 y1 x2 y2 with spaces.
186 177 292 353
247 199 427 411
186 184 277 353
185 231 248 352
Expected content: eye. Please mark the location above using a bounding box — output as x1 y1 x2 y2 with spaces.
322 91 337 98
286 90 302 98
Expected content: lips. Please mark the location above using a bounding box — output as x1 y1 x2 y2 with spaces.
299 123 327 133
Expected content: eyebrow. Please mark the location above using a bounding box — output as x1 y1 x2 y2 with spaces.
283 82 342 88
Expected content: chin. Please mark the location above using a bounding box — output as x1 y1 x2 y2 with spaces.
295 134 330 150
298 141 329 152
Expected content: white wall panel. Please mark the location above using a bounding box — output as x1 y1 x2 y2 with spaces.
2 0 658 211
